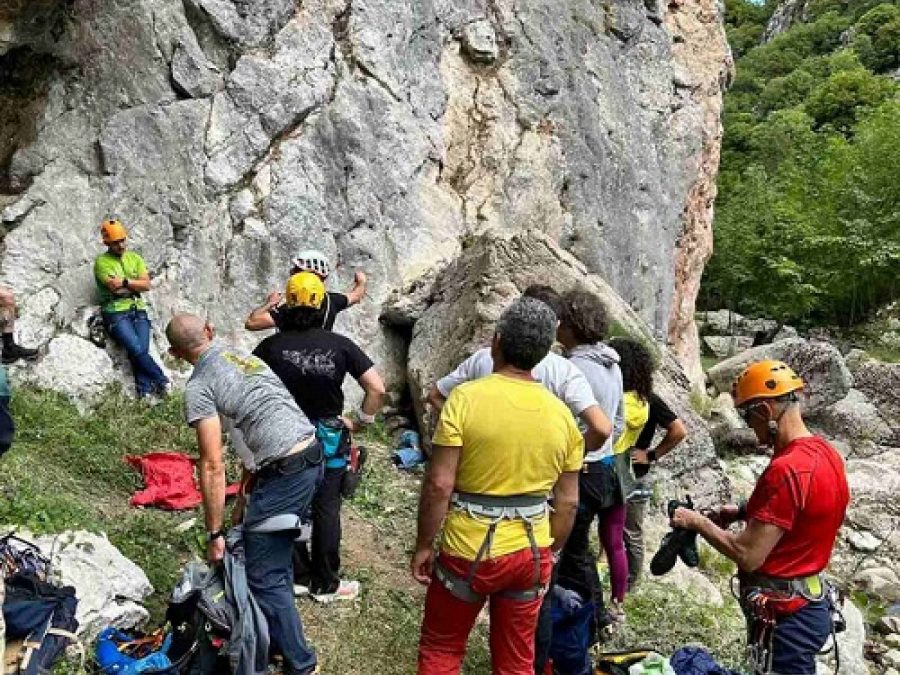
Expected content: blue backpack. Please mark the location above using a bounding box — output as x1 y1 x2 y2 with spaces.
3 572 81 675
549 586 596 675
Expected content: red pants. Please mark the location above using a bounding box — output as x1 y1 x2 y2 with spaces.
418 547 552 675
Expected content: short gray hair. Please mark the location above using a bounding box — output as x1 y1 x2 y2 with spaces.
496 297 556 370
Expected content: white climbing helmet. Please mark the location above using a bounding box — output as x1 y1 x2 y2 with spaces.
291 249 331 279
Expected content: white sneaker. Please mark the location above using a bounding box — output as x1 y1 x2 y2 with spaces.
311 580 360 603
293 583 310 597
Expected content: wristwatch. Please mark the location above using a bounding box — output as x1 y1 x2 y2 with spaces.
207 529 225 543
122 278 130 290
647 449 657 463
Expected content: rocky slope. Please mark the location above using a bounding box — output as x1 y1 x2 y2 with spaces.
0 0 730 398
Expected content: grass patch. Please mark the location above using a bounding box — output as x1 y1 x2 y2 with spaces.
697 543 737 582
608 581 747 670
864 345 900 364
701 355 722 372
689 390 714 419
1 387 204 619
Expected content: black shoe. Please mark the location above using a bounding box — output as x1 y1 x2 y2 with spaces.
679 530 700 568
650 529 685 576
668 496 700 568
2 343 38 364
650 496 699 575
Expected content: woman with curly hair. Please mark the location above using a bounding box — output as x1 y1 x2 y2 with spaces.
608 337 654 457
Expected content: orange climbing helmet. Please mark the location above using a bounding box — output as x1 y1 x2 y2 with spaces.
100 218 128 244
732 360 804 407
285 271 326 309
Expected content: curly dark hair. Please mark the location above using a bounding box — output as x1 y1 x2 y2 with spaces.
279 304 327 331
522 284 564 320
608 337 655 401
560 289 610 344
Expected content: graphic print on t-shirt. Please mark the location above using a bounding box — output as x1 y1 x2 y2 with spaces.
281 348 338 378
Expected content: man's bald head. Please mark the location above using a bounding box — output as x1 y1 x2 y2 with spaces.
166 313 211 358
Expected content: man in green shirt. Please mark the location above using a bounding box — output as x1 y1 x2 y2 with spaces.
93 219 169 398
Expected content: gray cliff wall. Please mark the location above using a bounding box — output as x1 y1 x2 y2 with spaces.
0 0 730 397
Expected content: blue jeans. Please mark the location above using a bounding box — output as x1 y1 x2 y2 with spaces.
0 395 13 457
102 310 169 397
753 598 832 675
244 453 323 675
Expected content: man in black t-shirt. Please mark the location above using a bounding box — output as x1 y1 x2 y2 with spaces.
625 393 687 588
244 249 368 332
253 272 385 602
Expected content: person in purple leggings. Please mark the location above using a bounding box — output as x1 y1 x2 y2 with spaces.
555 289 629 637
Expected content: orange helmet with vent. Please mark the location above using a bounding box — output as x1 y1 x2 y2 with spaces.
100 219 128 244
732 360 804 407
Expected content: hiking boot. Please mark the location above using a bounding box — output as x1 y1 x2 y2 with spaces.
311 579 360 603
2 343 38 364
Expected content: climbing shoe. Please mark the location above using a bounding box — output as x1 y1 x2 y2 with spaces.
649 496 700 576
1 343 38 364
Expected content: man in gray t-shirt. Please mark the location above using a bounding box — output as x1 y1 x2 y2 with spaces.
185 341 315 469
167 313 320 675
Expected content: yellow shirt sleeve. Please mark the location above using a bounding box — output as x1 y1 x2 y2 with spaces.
433 387 467 447
563 415 585 473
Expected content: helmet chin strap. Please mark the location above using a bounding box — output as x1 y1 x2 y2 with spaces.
765 400 792 446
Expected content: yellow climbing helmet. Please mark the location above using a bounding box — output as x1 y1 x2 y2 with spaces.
285 272 326 309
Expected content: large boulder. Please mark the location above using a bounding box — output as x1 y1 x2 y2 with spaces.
24 334 118 406
829 447 900 603
382 230 730 505
847 355 900 435
819 388 896 448
30 530 153 640
708 393 759 455
706 338 852 416
702 335 753 359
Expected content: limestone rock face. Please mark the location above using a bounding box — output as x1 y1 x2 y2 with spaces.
0 0 731 400
383 230 729 505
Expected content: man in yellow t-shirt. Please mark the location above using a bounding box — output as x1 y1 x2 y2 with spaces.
412 297 582 675
93 219 169 398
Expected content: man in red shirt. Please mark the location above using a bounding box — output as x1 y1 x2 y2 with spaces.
671 360 849 675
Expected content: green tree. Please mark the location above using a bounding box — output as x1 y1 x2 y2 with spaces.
854 5 900 71
805 68 893 131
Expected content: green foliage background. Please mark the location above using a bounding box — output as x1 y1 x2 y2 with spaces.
701 0 899 327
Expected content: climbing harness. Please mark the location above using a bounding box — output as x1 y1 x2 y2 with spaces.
433 492 549 603
734 572 843 675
